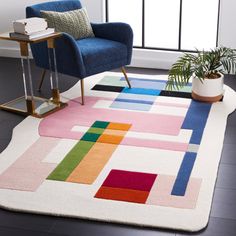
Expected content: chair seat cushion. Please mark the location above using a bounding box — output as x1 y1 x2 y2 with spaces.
76 37 128 76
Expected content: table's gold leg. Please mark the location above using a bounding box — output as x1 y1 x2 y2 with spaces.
52 88 60 105
26 98 35 115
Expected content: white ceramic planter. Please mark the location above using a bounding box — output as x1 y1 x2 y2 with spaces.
192 74 224 102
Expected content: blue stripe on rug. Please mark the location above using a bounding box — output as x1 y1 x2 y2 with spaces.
171 152 197 196
130 80 166 90
182 101 212 144
120 77 192 86
110 101 152 111
121 77 167 83
117 93 156 102
115 98 154 105
122 87 161 96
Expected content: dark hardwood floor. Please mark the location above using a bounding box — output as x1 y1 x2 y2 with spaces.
0 57 236 236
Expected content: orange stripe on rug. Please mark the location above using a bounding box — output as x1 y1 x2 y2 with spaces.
97 134 124 145
107 122 132 131
103 129 127 136
95 186 149 204
66 143 117 184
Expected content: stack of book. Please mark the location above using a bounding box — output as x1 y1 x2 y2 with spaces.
9 17 54 40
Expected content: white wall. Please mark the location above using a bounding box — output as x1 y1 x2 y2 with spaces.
218 0 236 48
0 0 236 69
0 0 52 57
80 0 104 22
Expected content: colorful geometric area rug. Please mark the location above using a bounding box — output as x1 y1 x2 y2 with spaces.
0 72 235 232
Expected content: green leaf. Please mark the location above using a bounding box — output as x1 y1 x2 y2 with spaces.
166 46 236 90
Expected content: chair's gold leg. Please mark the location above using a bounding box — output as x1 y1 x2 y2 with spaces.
81 79 85 105
121 67 131 88
38 69 47 91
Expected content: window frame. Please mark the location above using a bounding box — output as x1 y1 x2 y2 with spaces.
105 0 221 53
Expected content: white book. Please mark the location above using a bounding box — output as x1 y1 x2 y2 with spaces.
9 28 55 40
13 17 48 35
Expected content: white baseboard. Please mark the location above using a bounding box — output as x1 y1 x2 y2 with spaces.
130 49 183 70
0 47 182 70
0 47 21 58
0 47 33 58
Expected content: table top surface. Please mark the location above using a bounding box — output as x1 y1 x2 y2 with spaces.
0 32 62 43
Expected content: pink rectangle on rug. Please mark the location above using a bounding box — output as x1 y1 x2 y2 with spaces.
39 97 185 140
146 175 202 209
102 169 157 192
0 137 59 191
121 137 189 152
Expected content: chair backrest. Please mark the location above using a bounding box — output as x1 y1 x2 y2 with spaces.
25 1 83 76
26 0 82 18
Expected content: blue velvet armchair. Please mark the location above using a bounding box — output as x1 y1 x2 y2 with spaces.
26 0 133 104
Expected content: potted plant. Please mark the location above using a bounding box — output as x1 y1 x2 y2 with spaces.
166 47 236 102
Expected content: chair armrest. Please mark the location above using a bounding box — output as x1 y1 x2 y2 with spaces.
31 33 86 78
55 33 86 78
91 22 133 64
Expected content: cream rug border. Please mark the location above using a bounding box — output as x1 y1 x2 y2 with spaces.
0 72 235 232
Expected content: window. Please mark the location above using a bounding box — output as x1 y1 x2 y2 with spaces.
106 0 220 51
106 0 143 46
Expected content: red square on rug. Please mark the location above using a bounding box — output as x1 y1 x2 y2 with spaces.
101 169 157 192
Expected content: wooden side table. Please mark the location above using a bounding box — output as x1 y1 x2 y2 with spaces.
0 32 67 118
